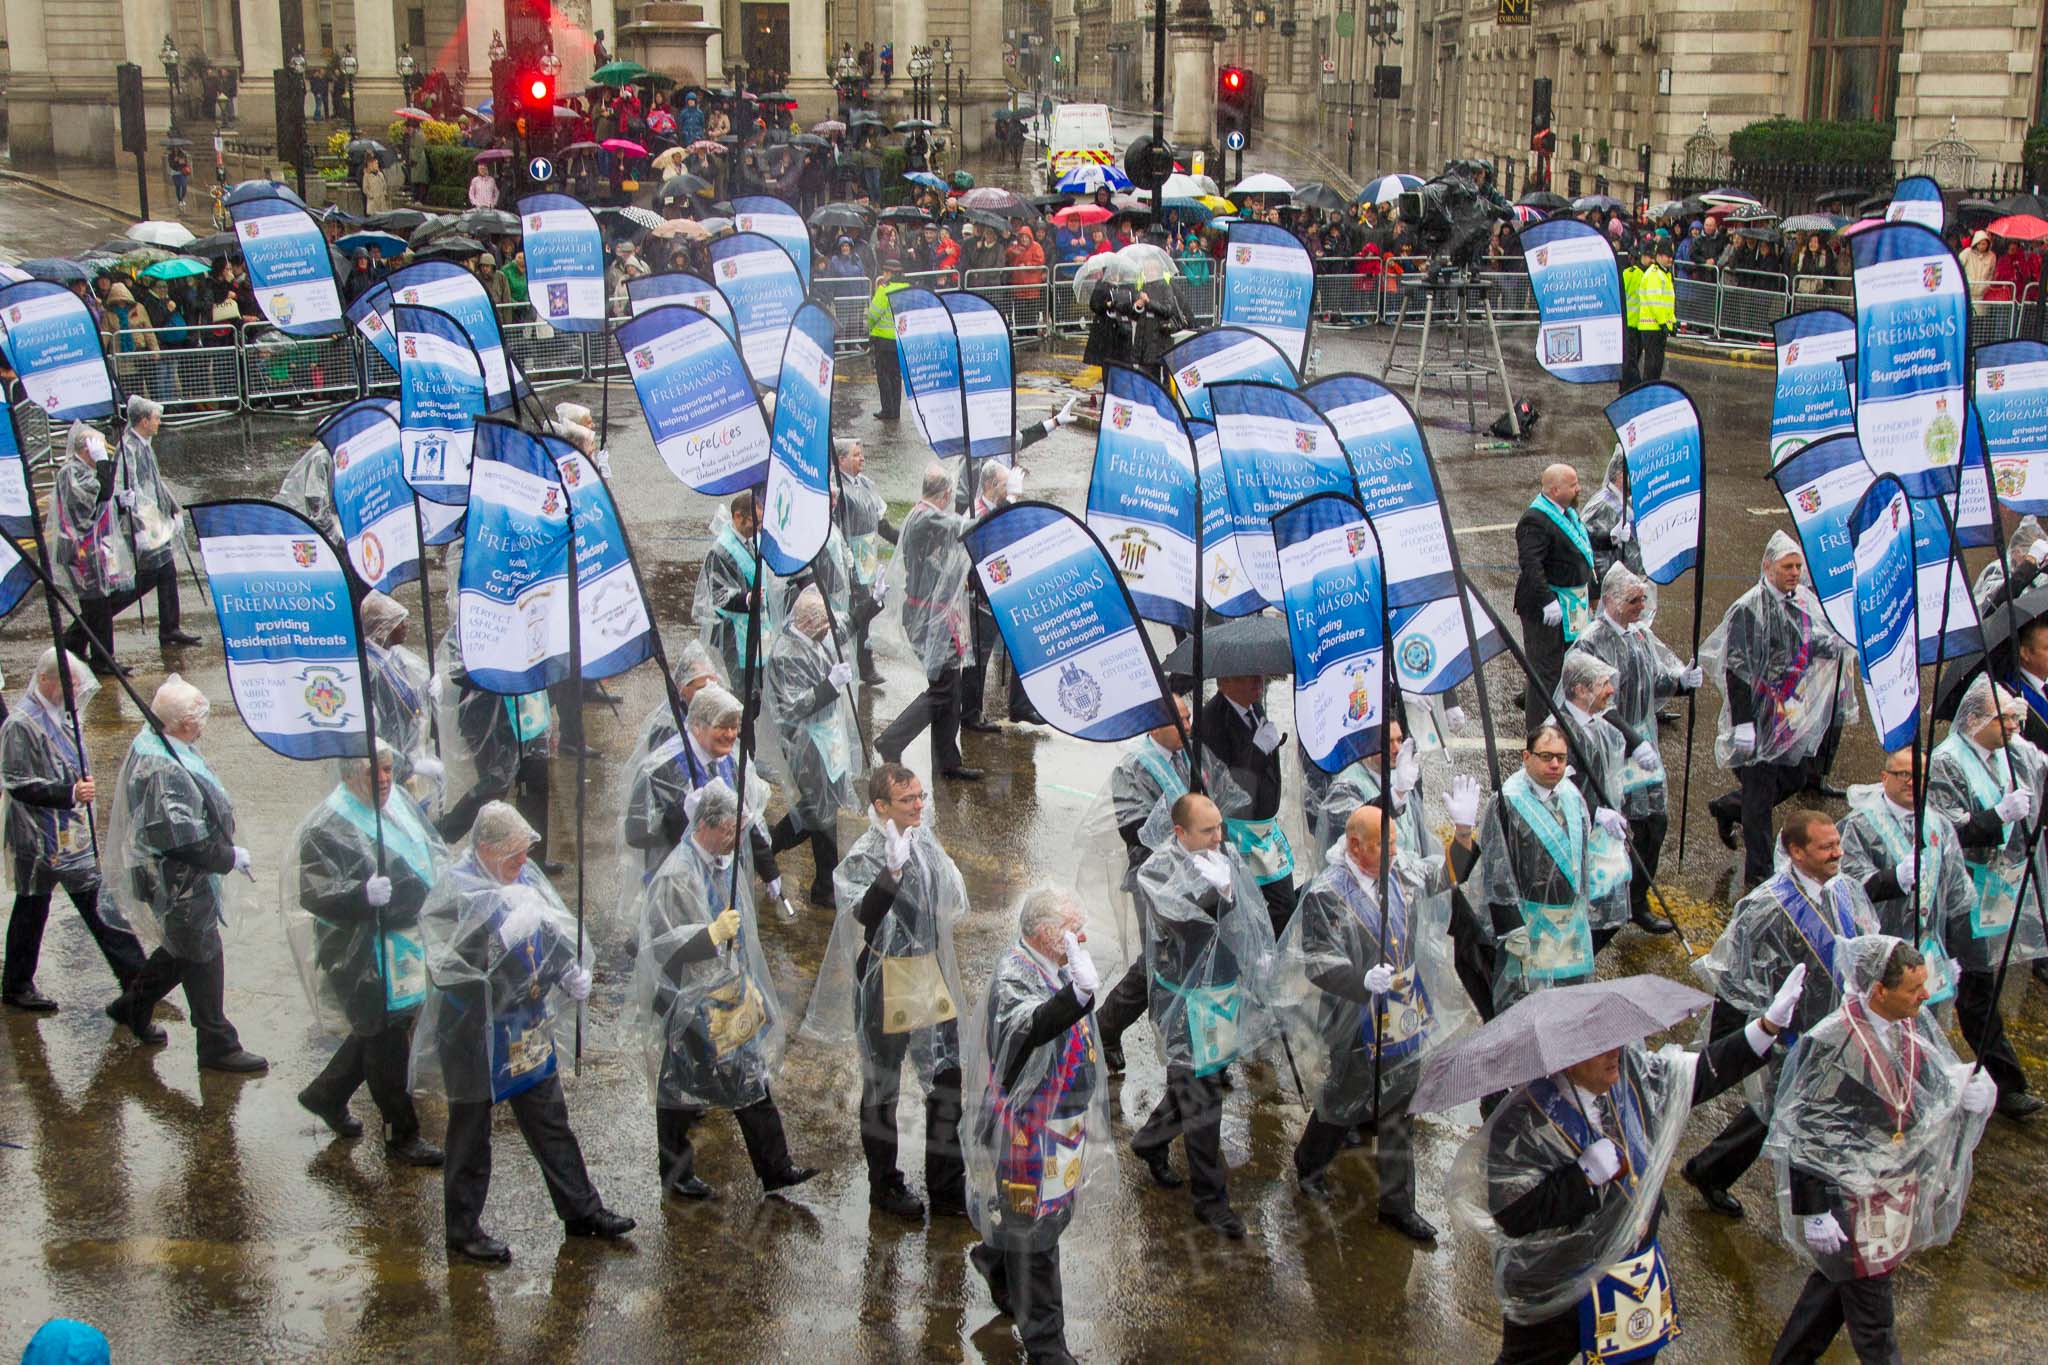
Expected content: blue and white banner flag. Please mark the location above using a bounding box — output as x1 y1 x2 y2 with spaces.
0 405 34 539
1770 310 1858 466
1220 223 1314 371
965 503 1176 742
1208 382 1356 607
892 287 965 459
347 283 399 372
457 421 572 695
1884 175 1946 232
0 281 115 421
1849 478 1921 752
1850 223 1968 499
1189 418 1261 617
1164 326 1299 423
945 293 1017 465
1391 590 1505 696
316 398 420 593
709 232 805 388
392 303 487 506
760 304 836 576
1605 382 1705 586
1520 220 1625 384
386 260 521 411
517 193 606 334
616 303 770 494
626 271 738 343
550 432 655 680
188 500 369 760
1087 366 1198 629
1955 405 1994 549
732 196 813 291
0 521 37 621
1302 375 1454 605
1972 339 2048 515
1274 493 1386 773
229 195 343 337
420 497 465 547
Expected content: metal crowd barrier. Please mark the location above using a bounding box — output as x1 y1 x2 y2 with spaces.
812 275 875 354
1715 271 1792 343
105 324 244 418
1051 262 1090 335
497 303 588 388
242 323 356 408
1478 257 1538 327
965 266 1050 341
1310 259 1382 327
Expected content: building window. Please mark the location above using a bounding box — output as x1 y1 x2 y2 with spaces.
407 9 428 49
1806 0 1905 122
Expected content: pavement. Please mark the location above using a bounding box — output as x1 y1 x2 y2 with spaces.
0 159 2040 1364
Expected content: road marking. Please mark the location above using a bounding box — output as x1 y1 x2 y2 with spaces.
1455 521 1518 535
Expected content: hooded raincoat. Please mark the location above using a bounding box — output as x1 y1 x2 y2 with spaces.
1553 652 1634 933
1697 531 1854 770
890 497 973 681
1133 840 1279 1075
102 728 242 962
760 590 863 834
0 663 101 883
1835 783 1968 1005
1569 562 1686 820
50 423 134 601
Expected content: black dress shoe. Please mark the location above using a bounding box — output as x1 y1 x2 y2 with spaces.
556 741 601 759
1714 807 1739 851
1134 1144 1184 1189
1027 1348 1079 1365
159 630 204 647
667 1175 718 1201
1631 910 1677 936
807 883 837 910
387 1136 445 1167
941 766 984 782
1297 1172 1331 1201
297 1087 364 1138
201 1049 270 1074
1101 1039 1126 1074
447 1233 512 1264
1998 1091 2045 1120
1010 707 1046 726
960 717 1002 733
565 1208 636 1238
762 1165 820 1193
1379 1208 1439 1243
870 1181 924 1220
1808 780 1849 800
860 666 885 686
105 997 166 1045
1681 1160 1744 1218
928 1195 970 1220
1196 1203 1246 1239
4 988 57 1012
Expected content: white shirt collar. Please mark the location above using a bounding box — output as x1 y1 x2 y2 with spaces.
1962 730 2002 766
1227 697 1256 726
2021 667 2048 695
1788 864 1825 904
1566 698 1597 727
1883 794 1915 826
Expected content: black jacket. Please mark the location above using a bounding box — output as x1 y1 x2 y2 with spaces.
1513 503 1595 620
1198 692 1283 821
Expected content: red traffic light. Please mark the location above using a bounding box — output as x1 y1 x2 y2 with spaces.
525 75 553 106
1222 67 1245 92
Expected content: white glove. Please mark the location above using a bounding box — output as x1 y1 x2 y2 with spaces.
1390 750 1420 800
1005 466 1026 499
2029 538 2048 567
1803 1212 1847 1255
365 875 393 907
1252 718 1283 754
427 673 446 705
828 661 855 687
884 819 912 874
1055 394 1081 427
1766 962 1808 1032
1577 1137 1622 1186
1730 722 1757 758
1612 519 1634 543
1445 774 1482 828
1962 1069 1997 1115
1445 705 1468 731
562 964 592 1002
1630 740 1658 768
766 877 783 902
593 448 612 478
1502 926 1531 961
414 756 445 781
1595 807 1628 839
116 489 138 512
232 845 254 878
1541 600 1563 627
1996 788 2034 824
1193 849 1235 895
1063 931 1100 998
1892 859 1917 897
1364 963 1396 994
1680 664 1704 689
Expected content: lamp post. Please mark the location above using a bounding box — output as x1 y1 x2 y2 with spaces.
161 36 182 135
1364 1 1401 179
941 38 954 137
398 47 416 106
340 46 358 137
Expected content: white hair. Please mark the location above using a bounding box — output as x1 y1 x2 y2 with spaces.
126 394 163 423
150 674 209 727
1017 886 1072 942
32 646 92 690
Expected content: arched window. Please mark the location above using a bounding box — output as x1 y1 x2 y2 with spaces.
1805 0 1905 123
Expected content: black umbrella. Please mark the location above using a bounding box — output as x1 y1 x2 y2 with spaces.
849 111 886 125
961 210 1009 231
1855 194 1891 218
754 90 792 103
1518 191 1570 212
363 208 428 232
1813 187 1867 209
1998 192 2048 220
414 234 487 260
409 216 462 246
1159 616 1292 679
1957 199 2004 226
186 232 241 259
1731 225 1783 244
457 207 519 236
346 138 393 158
994 107 1026 121
1934 579 2048 720
1028 193 1071 213
878 206 932 226
659 173 714 200
1292 183 1348 212
162 136 193 148
787 133 829 149
808 204 872 229
1573 194 1623 213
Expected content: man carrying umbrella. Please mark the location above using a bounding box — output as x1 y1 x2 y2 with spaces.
1433 966 1807 1365
1514 464 1596 731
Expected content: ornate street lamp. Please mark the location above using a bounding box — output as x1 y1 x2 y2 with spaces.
161 35 182 134
398 46 417 104
339 46 358 135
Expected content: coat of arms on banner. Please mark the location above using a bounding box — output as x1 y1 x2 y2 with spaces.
1785 342 1800 365
1295 428 1318 454
291 539 320 566
300 667 350 727
1796 485 1824 514
1987 369 2006 391
1922 261 1943 291
1344 525 1370 557
1234 246 1252 265
1924 396 1960 464
1180 365 1202 389
1995 457 2029 498
1110 527 1158 576
401 335 418 359
541 487 561 516
1346 669 1375 723
633 346 655 370
271 292 295 325
529 214 544 230
1057 661 1102 721
986 554 1013 585
720 259 740 280
1532 247 1549 268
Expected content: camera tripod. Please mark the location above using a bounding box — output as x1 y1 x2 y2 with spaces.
1377 272 1520 438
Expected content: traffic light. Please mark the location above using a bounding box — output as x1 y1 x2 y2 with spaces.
1124 135 1174 195
1217 66 1251 142
522 69 555 136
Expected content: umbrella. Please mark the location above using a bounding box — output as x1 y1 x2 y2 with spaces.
809 204 872 229
1646 200 1691 221
475 100 495 118
186 232 240 260
1731 225 1783 244
1160 616 1290 678
115 245 180 269
697 217 735 237
652 217 712 241
415 234 486 259
850 110 886 125
18 259 88 284
346 138 394 159
903 171 948 191
1159 173 1210 201
878 206 933 226
1780 213 1848 234
1070 252 1135 303
458 208 519 236
812 119 847 135
1702 187 1762 205
1230 172 1296 197
1837 216 1886 239
893 119 937 132
1998 192 2048 220
393 106 431 121
1511 204 1548 225
363 208 427 232
788 133 829 149
960 187 1026 210
658 173 715 200
409 217 461 245
474 147 513 163
993 107 1026 121
1572 194 1623 212
617 206 665 231
162 136 193 149
1058 163 1133 194
338 231 409 256
652 147 687 173
1988 215 2048 242
952 171 976 190
1408 975 1714 1114
647 110 677 135
1051 203 1114 228
140 256 211 281
1356 173 1423 205
1518 191 1571 212
1292 183 1348 212
563 141 603 155
1933 579 2048 720
1813 187 1867 209
591 60 651 87
602 138 649 157
224 179 304 208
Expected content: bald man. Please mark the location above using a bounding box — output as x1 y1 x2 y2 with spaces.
1514 464 1596 730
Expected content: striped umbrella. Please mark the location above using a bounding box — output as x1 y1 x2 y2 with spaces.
1356 173 1422 205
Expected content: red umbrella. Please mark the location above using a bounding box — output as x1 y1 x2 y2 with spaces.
1051 203 1114 228
474 148 513 163
393 106 430 122
1987 214 2048 242
602 137 649 157
647 110 676 134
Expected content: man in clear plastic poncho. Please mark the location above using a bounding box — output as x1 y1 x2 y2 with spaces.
102 676 265 1069
962 460 1041 730
1764 936 1995 1364
1552 651 1644 946
875 463 981 781
621 683 782 898
1475 722 1597 1016
1281 791 1481 1241
962 887 1106 1365
287 743 447 1167
1581 445 1648 596
1128 791 1279 1240
761 586 862 907
834 438 896 686
1683 809 1880 1221
360 590 444 809
804 762 970 1221
3 649 143 1013
634 640 726 759
1202 673 1297 936
631 779 819 1201
1926 675 2048 1120
1449 966 1806 1364
694 490 764 690
1570 561 1701 936
1971 514 2047 622
51 421 136 674
1703 532 1854 887
1835 748 1968 1000
410 800 633 1263
434 618 556 868
113 395 202 649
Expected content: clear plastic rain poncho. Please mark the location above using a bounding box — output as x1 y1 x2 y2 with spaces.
409 806 592 1104
1835 783 1968 1006
836 460 891 592
960 895 1112 1253
1304 751 1443 871
282 759 449 1037
620 684 771 887
1697 530 1856 769
102 718 246 963
1273 850 1475 1125
49 422 134 600
633 640 726 759
1133 840 1280 1075
1971 514 2044 616
1475 768 1596 1009
889 493 973 681
630 781 787 1112
1553 652 1632 933
804 815 970 1079
0 653 100 879
759 587 863 834
361 590 440 807
1448 1041 1701 1324
692 504 764 684
115 412 182 572
1570 561 1686 819
434 612 551 815
276 439 338 536
1765 934 1990 1282
1927 676 2048 970
1582 444 1650 602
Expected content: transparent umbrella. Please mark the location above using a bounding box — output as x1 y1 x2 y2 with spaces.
1071 252 1135 304
1115 242 1179 283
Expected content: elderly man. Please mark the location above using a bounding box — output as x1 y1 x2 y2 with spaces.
113 395 202 651
695 491 764 691
102 676 265 1069
962 460 1037 732
1683 810 1880 1219
1928 676 2048 1119
359 590 444 804
1703 533 1853 887
51 421 136 676
1550 652 1642 949
1513 464 1596 730
412 801 633 1263
762 587 860 907
834 439 897 686
623 683 782 895
1285 790 1481 1241
2 649 142 1012
876 465 982 782
632 780 818 1201
1764 937 1995 1364
289 743 447 1166
1129 792 1277 1240
1202 674 1296 935
963 888 1104 1365
1476 722 1597 1015
437 649 556 872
